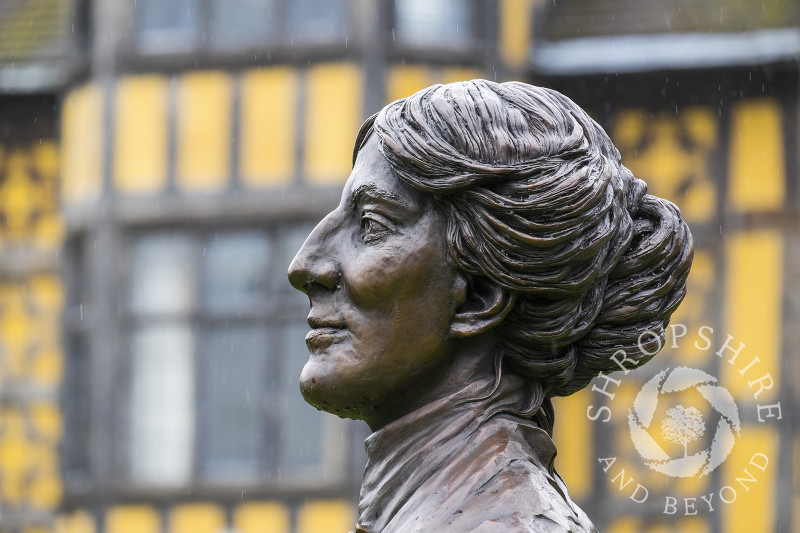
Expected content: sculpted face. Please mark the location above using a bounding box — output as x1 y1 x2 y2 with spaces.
288 136 468 429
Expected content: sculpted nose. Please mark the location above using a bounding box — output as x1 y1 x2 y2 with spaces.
288 225 340 294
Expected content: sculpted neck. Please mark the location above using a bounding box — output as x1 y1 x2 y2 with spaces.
362 334 499 432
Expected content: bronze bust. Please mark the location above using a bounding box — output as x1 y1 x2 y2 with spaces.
288 80 693 532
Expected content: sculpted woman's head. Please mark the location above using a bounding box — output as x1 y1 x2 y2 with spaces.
288 80 693 432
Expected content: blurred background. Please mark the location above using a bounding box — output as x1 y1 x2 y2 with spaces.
0 0 798 531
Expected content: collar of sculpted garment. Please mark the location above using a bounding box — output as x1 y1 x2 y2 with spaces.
353 369 598 533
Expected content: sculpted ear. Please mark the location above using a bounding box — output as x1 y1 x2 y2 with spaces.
449 276 516 338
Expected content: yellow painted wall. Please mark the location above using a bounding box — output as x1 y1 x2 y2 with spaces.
722 230 783 402
609 517 709 533
721 427 777 533
90 500 353 533
0 133 64 529
176 71 232 192
440 67 483 85
607 99 785 532
106 505 161 533
234 501 291 533
386 65 486 105
728 98 785 211
239 67 298 187
61 84 104 205
114 75 169 194
386 65 431 104
0 406 60 507
0 142 62 248
499 0 532 68
304 63 363 184
296 500 355 533
169 503 226 533
613 107 717 223
552 388 592 499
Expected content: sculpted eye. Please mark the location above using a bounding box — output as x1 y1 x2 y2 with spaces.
360 213 391 242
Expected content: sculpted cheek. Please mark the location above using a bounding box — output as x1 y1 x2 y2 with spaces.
346 247 425 306
345 257 395 306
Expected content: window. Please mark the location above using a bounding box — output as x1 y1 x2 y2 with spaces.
122 224 350 487
133 0 350 53
286 0 349 43
393 0 474 47
210 0 274 50
126 234 195 485
136 0 199 52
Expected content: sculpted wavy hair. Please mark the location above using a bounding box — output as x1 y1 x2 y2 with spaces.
353 80 693 432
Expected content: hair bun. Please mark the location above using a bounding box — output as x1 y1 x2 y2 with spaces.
561 195 693 396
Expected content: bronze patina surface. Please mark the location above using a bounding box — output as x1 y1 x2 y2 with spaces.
288 80 693 532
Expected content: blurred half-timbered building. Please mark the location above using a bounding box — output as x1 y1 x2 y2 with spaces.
0 1 796 532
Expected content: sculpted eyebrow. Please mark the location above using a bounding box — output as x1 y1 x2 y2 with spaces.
348 183 408 211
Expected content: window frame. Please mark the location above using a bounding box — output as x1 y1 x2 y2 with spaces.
117 222 347 488
126 0 356 66
61 203 368 506
386 0 492 63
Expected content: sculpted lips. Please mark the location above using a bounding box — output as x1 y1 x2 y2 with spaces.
305 315 347 349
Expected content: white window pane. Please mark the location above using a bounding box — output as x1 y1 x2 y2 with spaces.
395 0 471 45
203 231 269 309
129 234 193 315
136 0 199 50
287 0 348 42
198 325 269 479
129 325 194 485
211 0 272 48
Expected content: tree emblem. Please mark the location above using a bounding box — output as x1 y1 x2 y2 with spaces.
660 405 705 458
628 366 741 477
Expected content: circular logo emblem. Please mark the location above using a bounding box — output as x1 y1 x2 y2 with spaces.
627 366 741 478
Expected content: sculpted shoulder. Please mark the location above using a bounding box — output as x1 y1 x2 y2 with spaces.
362 414 596 533
436 418 597 533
